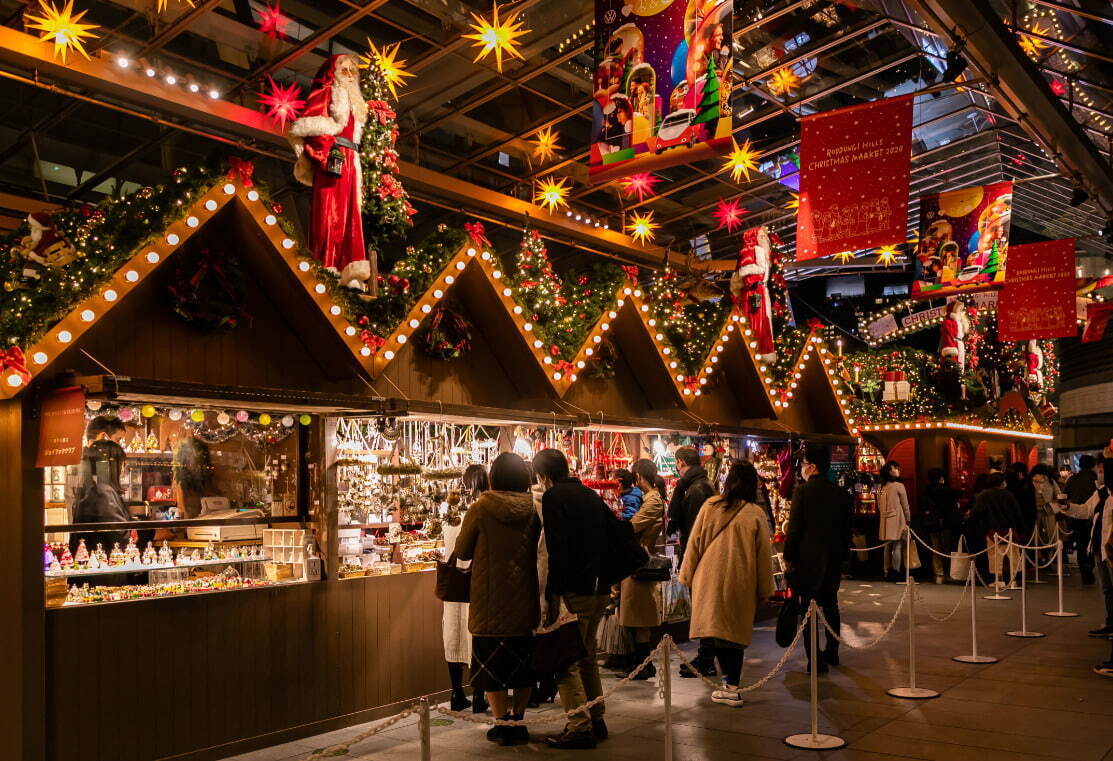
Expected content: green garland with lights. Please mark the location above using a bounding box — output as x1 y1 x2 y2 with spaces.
359 56 415 252
642 270 732 375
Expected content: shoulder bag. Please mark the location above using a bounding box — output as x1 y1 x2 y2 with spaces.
434 553 470 603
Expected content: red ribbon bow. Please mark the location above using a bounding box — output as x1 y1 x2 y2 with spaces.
464 222 491 249
806 317 824 331
368 100 396 126
683 376 700 392
360 331 386 353
621 265 639 281
227 157 255 188
0 346 30 383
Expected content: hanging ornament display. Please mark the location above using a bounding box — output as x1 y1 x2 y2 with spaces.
463 2 530 72
620 173 659 202
168 247 252 332
712 198 749 233
531 126 561 163
535 176 570 212
418 306 473 360
722 138 759 183
360 40 414 100
26 0 99 63
257 2 290 39
257 76 305 130
626 210 658 244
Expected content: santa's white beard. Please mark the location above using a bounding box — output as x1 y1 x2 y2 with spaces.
338 76 368 124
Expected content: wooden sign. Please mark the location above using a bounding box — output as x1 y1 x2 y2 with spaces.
36 386 86 467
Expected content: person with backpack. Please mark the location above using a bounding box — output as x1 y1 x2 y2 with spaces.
615 468 643 520
919 469 962 584
618 459 666 680
533 448 617 750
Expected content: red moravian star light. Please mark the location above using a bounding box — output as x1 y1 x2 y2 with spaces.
620 172 659 202
257 77 305 130
712 198 749 233
258 3 290 39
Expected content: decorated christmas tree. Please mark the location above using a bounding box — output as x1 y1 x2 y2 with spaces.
693 55 720 126
512 229 568 344
359 58 416 252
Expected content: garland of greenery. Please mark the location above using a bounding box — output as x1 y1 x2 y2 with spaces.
418 306 472 360
359 54 415 252
642 269 732 375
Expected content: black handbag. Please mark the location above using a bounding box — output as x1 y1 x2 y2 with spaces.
531 620 587 673
632 554 672 582
775 595 802 647
435 554 470 603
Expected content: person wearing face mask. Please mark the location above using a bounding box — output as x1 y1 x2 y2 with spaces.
71 416 133 554
783 443 852 673
878 461 911 583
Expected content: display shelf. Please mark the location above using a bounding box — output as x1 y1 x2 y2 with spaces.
44 515 292 533
52 577 310 609
45 555 271 578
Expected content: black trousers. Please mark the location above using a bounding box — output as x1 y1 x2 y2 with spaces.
798 578 841 659
1072 519 1094 582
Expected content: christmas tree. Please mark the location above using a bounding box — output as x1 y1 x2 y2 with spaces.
693 55 720 126
359 60 416 252
982 240 1001 276
513 230 568 345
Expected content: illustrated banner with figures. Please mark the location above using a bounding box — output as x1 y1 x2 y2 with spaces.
912 180 1013 299
795 95 913 260
589 0 733 182
998 239 1076 342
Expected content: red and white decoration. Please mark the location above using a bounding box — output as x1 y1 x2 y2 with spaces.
938 299 969 371
997 239 1076 342
882 369 910 402
730 225 776 364
796 95 913 260
1026 339 1044 389
287 54 371 290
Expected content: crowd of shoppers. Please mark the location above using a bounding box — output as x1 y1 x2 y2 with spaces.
437 438 1113 751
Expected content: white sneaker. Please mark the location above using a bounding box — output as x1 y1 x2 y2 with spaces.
711 688 744 707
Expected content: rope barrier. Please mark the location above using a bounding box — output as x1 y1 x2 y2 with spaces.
303 704 418 760
916 571 971 622
819 582 909 649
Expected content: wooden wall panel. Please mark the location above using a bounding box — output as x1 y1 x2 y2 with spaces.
44 573 446 761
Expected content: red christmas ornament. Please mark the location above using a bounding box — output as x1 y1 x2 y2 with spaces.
257 76 305 130
620 172 660 202
712 198 749 233
258 3 291 39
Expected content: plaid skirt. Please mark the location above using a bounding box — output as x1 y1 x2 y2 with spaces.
470 635 534 692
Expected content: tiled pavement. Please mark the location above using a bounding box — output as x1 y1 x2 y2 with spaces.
220 577 1113 761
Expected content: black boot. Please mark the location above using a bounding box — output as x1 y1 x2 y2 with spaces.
502 713 529 746
472 689 488 713
447 662 471 711
629 642 656 680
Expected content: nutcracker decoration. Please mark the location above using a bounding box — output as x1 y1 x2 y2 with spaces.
1026 339 1044 394
287 54 372 291
730 225 776 364
938 298 969 371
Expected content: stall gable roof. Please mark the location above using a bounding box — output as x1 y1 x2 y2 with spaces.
0 178 385 399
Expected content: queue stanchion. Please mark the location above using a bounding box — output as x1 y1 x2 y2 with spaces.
954 561 998 664
418 697 431 761
887 531 939 699
1044 540 1079 617
1030 535 1049 584
984 535 1012 600
784 602 846 751
662 636 673 761
1006 545 1044 638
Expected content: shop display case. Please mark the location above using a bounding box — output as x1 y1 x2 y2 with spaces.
41 400 316 607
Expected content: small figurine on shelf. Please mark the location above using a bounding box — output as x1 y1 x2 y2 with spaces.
109 542 125 567
74 538 89 568
43 543 55 572
202 541 216 561
145 433 159 452
142 542 157 566
157 541 173 565
229 546 241 559
190 548 201 563
86 551 100 571
94 543 108 566
59 546 74 569
49 555 61 573
124 537 140 566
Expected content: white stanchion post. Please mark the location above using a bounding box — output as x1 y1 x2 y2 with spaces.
1007 550 1045 637
889 532 939 700
662 636 673 761
784 602 845 750
418 697 431 761
1031 538 1049 584
954 562 998 664
984 535 1012 600
1044 541 1079 617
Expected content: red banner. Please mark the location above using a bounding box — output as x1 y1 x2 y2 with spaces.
36 386 86 468
795 95 913 260
1082 302 1113 344
997 239 1076 342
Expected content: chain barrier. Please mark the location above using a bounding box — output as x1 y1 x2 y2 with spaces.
303 704 417 760
668 609 810 695
914 573 970 622
818 582 909 649
907 528 991 559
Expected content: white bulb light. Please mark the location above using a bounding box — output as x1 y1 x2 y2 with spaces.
125 270 138 282
223 183 235 194
345 326 356 336
103 289 117 302
205 200 218 211
314 283 326 294
409 319 420 329
247 190 260 201
58 330 72 343
166 233 179 245
80 309 95 322
384 350 395 360
33 352 48 365
360 347 371 357
6 374 21 388
329 306 341 316
264 215 277 226
186 216 199 227
146 252 160 264
116 56 129 68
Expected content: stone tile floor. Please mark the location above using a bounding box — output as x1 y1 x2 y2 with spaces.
220 576 1113 761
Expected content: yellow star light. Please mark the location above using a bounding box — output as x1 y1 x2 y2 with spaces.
767 67 801 97
534 175 569 213
531 126 561 162
627 211 658 245
1018 23 1050 59
463 3 530 73
875 245 900 266
360 40 414 100
722 138 760 183
784 192 800 211
833 251 854 264
26 0 100 63
155 0 194 14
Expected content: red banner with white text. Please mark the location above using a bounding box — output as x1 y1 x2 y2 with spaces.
997 239 1076 342
795 95 913 260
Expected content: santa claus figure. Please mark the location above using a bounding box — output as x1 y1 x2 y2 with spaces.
730 225 776 364
938 299 969 371
288 55 371 290
4 211 79 291
1026 339 1044 391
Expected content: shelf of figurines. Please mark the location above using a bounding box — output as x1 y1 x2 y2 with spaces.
43 516 284 533
337 523 443 580
44 539 269 578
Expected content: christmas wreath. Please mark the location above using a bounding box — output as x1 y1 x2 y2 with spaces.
168 247 252 332
418 306 472 360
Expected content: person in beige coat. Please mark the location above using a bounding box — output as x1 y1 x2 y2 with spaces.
619 459 666 679
679 461 774 707
878 460 911 582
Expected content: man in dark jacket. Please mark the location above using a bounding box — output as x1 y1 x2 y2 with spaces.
919 469 963 583
783 442 852 673
968 473 1026 586
666 445 718 677
534 449 611 750
1065 455 1100 584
